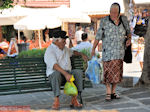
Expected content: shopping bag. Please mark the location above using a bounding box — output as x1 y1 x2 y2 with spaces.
64 75 78 96
123 38 132 63
85 56 101 84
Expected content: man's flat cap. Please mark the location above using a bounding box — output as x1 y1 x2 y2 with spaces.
53 30 68 39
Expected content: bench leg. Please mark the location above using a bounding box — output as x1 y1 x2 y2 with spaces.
78 91 83 104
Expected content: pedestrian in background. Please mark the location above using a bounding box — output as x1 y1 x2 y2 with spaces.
75 26 84 44
91 3 131 101
134 9 149 38
135 38 144 71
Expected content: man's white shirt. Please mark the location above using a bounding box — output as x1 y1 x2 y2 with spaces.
44 43 73 77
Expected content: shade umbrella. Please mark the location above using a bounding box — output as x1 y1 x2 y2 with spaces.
48 5 91 23
0 5 34 26
14 14 62 48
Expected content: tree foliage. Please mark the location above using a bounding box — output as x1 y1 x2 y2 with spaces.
0 0 13 9
2 25 15 41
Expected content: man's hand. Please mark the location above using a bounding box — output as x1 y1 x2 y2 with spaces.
73 51 89 62
53 64 72 82
81 53 89 62
65 73 72 82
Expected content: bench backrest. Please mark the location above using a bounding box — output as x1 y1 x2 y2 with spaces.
0 56 86 95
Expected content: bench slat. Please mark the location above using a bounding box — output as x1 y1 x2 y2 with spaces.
0 56 92 95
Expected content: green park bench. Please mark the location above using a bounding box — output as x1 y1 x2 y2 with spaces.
0 56 92 104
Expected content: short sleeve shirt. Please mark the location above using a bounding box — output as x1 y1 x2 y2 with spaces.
75 30 84 41
44 43 73 76
95 16 130 61
71 41 93 51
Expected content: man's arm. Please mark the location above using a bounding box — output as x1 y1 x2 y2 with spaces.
53 64 72 82
44 47 72 82
73 51 89 62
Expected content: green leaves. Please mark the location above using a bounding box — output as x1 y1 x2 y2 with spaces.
80 48 91 58
18 48 46 58
0 0 13 9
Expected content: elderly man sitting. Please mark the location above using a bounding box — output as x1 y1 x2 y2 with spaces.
44 30 88 110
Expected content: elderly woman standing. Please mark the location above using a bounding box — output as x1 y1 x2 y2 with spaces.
91 3 131 101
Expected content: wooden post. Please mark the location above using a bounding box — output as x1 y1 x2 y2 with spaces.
0 26 3 42
62 22 68 34
38 30 41 49
18 30 20 43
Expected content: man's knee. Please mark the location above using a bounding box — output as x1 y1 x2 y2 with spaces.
71 69 83 81
51 71 61 79
73 69 83 77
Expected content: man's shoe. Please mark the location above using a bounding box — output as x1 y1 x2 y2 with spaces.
51 99 60 110
70 97 82 109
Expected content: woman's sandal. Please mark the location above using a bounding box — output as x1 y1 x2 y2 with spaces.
111 93 120 99
70 97 83 109
105 94 111 101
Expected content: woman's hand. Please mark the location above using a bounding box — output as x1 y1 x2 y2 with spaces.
126 38 131 47
90 39 99 59
91 50 95 59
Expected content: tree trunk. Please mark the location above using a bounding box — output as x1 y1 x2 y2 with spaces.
123 0 150 86
0 1 4 6
123 0 135 20
136 18 150 86
123 0 130 19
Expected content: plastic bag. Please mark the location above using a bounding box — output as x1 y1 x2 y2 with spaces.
64 75 78 96
85 56 101 84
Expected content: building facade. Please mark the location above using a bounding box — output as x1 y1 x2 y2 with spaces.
0 0 70 41
13 0 70 8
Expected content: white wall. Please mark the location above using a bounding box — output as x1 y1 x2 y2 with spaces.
70 0 125 14
134 0 150 4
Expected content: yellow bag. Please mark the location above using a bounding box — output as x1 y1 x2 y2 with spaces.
64 75 78 96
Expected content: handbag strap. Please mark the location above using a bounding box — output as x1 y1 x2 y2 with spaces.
120 16 128 37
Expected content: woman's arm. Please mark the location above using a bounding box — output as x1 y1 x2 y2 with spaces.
91 39 99 58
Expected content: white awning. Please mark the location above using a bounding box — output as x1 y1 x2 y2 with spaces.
51 5 91 23
134 0 150 4
70 0 125 15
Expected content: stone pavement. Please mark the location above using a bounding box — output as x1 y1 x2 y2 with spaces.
0 53 150 112
0 85 150 112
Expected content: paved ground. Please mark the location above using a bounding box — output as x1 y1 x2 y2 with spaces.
0 52 150 112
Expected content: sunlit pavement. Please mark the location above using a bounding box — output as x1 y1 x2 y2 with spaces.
123 51 142 86
0 51 150 112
